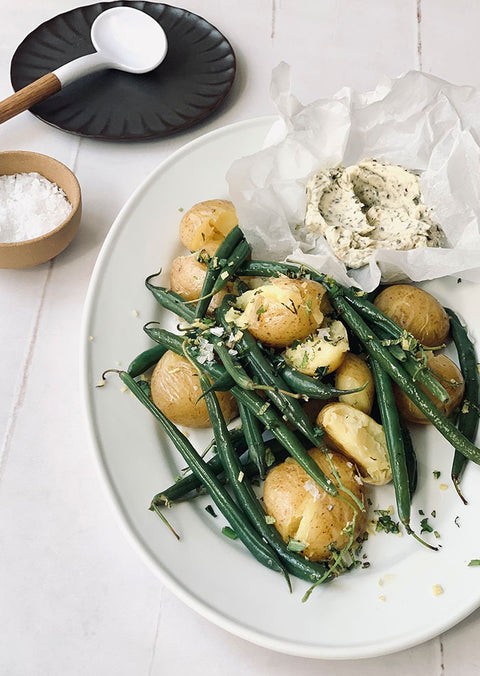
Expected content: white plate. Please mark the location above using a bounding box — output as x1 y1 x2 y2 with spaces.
81 116 480 660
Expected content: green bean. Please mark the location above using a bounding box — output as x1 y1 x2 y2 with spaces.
127 344 167 378
446 308 480 502
216 298 325 448
328 292 480 465
208 332 274 393
145 278 197 324
194 225 245 319
115 370 289 579
371 359 437 549
238 260 449 403
370 361 411 526
400 422 417 498
350 304 449 403
271 355 367 399
152 428 247 504
177 340 339 497
210 239 252 296
200 373 331 585
143 325 234 391
238 401 267 479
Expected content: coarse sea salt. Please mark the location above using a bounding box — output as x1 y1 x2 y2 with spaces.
0 172 72 243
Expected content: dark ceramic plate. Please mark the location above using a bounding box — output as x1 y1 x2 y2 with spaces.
10 1 236 140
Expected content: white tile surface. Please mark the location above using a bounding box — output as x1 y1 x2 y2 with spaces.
0 1 479 673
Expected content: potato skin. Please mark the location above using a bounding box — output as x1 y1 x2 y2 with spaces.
179 199 238 255
263 448 366 562
317 403 392 485
170 255 228 312
335 353 375 414
393 353 465 424
374 284 450 347
232 277 327 349
150 351 238 428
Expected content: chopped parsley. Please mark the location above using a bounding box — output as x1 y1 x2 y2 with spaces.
433 471 441 480
374 510 400 534
420 517 434 534
468 559 480 566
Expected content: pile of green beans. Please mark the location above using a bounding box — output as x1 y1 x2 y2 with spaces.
111 230 480 596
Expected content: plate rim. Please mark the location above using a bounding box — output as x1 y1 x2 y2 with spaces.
10 0 236 140
80 115 480 660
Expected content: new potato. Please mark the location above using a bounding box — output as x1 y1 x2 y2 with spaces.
170 254 228 312
284 319 349 375
335 353 375 414
150 350 238 428
263 448 366 562
179 199 238 255
393 353 465 424
317 403 392 485
374 284 450 347
228 277 327 349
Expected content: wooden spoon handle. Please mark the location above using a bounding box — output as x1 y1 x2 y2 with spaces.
0 73 61 124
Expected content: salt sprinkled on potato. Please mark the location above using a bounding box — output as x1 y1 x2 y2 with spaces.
263 448 366 562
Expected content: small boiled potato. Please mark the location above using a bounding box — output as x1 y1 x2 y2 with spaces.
283 319 349 375
393 353 465 424
226 277 327 349
263 448 366 562
374 284 450 347
335 353 375 414
150 350 238 428
179 199 238 255
317 403 392 485
170 254 228 312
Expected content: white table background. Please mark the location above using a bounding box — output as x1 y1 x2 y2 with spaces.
1 1 480 674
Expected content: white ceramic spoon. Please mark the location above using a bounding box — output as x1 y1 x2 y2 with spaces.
0 7 168 124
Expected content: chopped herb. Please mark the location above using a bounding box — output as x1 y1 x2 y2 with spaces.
205 505 217 518
468 559 480 566
418 509 425 515
374 510 400 534
420 518 433 534
300 352 309 369
433 471 441 480
222 526 238 540
431 510 436 518
256 304 267 316
434 531 440 539
287 538 307 552
265 515 276 525
455 516 461 528
265 447 275 467
178 207 184 212
305 298 312 316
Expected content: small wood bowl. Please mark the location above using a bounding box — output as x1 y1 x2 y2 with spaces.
0 150 81 268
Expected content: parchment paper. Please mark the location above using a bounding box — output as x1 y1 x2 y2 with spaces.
226 64 480 291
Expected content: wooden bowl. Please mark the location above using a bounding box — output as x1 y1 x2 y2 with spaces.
0 150 81 268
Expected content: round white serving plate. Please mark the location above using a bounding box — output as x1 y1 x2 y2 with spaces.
81 116 480 659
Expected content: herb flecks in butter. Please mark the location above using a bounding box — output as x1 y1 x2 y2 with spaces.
304 158 444 269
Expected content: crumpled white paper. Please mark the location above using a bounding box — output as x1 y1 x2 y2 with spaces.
226 63 480 291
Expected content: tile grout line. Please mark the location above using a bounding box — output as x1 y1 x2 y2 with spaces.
271 0 276 40
147 587 165 676
0 259 54 486
416 0 423 71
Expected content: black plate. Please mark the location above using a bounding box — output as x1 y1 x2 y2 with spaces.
10 1 236 140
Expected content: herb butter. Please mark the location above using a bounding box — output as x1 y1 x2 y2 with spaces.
304 158 444 269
